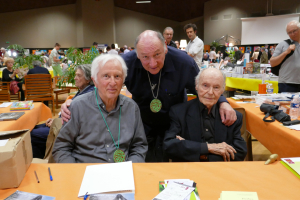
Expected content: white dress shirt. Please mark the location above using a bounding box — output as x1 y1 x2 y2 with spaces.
186 36 204 67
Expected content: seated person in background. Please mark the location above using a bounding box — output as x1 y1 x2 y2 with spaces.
52 54 148 163
260 47 268 64
27 60 50 75
2 57 25 101
31 64 94 159
202 53 209 61
164 68 247 162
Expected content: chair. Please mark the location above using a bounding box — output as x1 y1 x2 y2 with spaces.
0 81 10 102
53 76 70 109
234 107 253 161
24 74 55 114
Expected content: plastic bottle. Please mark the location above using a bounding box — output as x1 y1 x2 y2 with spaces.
266 83 274 94
290 95 300 120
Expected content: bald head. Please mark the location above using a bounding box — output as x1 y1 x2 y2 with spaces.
286 20 300 42
134 30 168 75
196 68 225 89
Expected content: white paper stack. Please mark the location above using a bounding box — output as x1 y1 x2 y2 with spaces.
78 161 135 197
219 191 259 200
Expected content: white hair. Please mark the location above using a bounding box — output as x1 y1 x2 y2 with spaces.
286 20 300 30
195 68 226 90
91 54 128 84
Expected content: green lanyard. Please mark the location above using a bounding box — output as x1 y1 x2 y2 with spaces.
95 88 121 150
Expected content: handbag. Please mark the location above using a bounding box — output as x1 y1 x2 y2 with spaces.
271 39 294 76
260 103 291 123
10 81 20 95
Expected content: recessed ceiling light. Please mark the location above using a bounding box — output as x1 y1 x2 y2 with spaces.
136 1 151 3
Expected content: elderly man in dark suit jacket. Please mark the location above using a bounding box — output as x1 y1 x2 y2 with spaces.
164 68 247 162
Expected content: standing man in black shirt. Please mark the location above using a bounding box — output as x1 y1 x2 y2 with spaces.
163 27 177 49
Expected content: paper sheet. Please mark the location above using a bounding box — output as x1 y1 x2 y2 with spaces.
153 182 195 200
0 139 9 147
0 102 13 108
220 191 259 200
78 161 135 197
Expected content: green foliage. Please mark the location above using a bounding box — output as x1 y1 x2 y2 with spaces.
57 46 100 88
7 44 25 55
210 41 221 52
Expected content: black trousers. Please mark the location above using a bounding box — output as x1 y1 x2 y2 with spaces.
278 83 300 93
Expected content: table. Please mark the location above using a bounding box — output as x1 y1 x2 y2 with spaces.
226 77 278 93
228 98 300 159
0 102 52 131
0 162 299 200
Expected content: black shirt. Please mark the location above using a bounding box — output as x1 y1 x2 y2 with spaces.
167 40 177 49
2 68 22 82
199 101 216 144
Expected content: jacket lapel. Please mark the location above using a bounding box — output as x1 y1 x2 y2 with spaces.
186 100 202 142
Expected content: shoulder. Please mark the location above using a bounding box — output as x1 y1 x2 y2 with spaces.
170 98 198 114
121 94 139 109
166 47 196 67
72 91 94 106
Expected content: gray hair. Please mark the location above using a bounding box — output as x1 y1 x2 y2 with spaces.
261 47 266 51
134 31 167 56
75 64 93 85
163 27 174 34
32 60 42 66
286 20 300 30
195 68 226 90
91 54 128 84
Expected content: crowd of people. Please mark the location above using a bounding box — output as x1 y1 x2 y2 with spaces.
1 19 299 163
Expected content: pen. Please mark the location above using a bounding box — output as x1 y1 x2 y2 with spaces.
48 167 53 181
84 192 89 200
34 171 40 183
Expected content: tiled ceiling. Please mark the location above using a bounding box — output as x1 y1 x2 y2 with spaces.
0 0 210 22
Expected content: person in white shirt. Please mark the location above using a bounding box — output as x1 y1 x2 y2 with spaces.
184 23 204 68
107 44 118 55
49 43 62 76
209 47 217 63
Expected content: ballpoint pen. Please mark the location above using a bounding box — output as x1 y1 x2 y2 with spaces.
34 171 40 183
48 167 53 181
84 192 89 200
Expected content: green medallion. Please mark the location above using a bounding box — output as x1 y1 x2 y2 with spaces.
150 99 162 113
113 149 125 162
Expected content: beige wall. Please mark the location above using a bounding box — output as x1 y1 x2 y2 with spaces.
204 0 300 45
114 7 180 47
0 5 77 48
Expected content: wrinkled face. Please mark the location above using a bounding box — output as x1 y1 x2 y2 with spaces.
197 70 224 110
75 69 90 91
93 60 123 102
186 27 197 40
163 29 173 44
6 61 14 69
137 38 167 75
286 23 300 41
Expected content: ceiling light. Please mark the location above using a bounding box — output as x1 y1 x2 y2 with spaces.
136 1 151 3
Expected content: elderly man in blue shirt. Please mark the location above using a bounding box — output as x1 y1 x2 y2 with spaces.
61 30 237 162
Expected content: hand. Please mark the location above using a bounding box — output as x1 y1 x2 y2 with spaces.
286 44 296 54
207 142 237 161
61 99 72 122
14 69 20 75
219 102 237 126
45 118 54 127
176 135 185 140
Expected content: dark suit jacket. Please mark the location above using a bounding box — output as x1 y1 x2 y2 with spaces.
164 99 247 162
27 66 50 75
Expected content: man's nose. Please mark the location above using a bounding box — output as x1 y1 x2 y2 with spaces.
149 57 157 67
109 77 117 85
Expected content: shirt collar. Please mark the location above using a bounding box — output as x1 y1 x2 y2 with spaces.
198 100 216 118
93 88 124 113
191 36 199 43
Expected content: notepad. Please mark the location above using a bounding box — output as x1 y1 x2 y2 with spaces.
78 161 135 197
281 157 300 176
219 191 259 200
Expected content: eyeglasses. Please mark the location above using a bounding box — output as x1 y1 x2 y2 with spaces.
287 28 299 35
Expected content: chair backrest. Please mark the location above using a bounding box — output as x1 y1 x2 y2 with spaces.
0 81 10 102
44 118 62 163
24 74 53 98
234 107 253 161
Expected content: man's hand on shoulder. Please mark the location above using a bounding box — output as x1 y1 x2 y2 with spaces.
286 44 296 54
207 142 237 161
61 99 72 122
219 102 237 126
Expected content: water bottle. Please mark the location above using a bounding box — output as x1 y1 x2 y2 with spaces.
290 95 300 120
266 83 274 94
